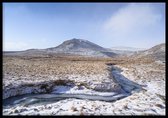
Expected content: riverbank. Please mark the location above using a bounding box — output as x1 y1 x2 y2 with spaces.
3 65 142 115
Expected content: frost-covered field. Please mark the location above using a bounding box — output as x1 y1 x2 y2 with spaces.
3 55 165 115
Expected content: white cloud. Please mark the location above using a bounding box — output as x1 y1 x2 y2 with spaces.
102 3 164 48
103 3 162 34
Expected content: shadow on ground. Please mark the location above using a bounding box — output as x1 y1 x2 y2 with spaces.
106 63 144 94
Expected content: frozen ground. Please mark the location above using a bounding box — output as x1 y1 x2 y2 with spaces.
3 61 165 115
3 89 165 116
3 55 165 115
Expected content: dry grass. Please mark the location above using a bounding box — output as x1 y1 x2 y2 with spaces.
3 54 128 99
3 55 119 90
3 56 111 77
3 54 165 96
3 54 165 83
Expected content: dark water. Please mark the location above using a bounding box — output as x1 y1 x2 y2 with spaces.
3 93 130 108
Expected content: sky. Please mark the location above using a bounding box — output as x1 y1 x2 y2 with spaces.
3 3 165 51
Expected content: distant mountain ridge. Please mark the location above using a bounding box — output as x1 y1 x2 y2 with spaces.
134 43 165 62
107 46 145 56
46 38 107 52
110 46 146 51
4 38 117 58
3 39 165 60
45 38 117 57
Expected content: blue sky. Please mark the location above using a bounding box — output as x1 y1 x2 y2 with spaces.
3 3 165 51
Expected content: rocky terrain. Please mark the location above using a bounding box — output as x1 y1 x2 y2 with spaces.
3 41 165 116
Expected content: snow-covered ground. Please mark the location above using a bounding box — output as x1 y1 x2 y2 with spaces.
3 61 165 115
3 91 165 115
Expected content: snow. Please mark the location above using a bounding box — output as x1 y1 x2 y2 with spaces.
3 90 165 115
3 62 165 115
155 60 164 64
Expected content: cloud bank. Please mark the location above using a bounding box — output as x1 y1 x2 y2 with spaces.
103 3 164 48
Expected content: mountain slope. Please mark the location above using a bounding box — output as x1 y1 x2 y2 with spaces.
110 46 145 51
133 43 165 62
45 38 117 57
47 38 107 52
109 46 146 56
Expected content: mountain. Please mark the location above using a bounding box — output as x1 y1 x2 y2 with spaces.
108 46 145 56
46 38 107 52
134 43 165 62
4 38 117 58
44 38 117 57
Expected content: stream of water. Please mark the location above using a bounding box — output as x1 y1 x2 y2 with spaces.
3 66 142 109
